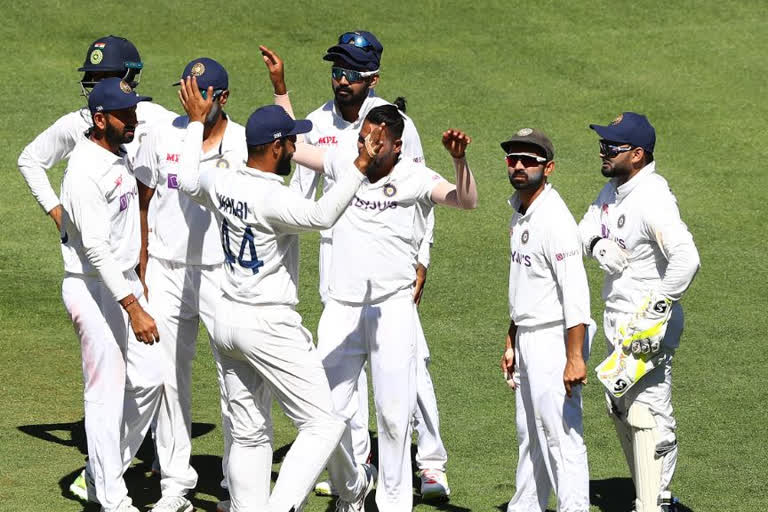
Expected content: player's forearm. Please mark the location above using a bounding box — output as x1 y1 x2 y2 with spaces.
274 93 294 119
84 244 134 301
659 241 701 301
452 157 478 209
177 121 205 199
565 324 586 363
506 320 517 350
417 208 435 266
17 152 61 213
292 143 327 173
578 205 603 256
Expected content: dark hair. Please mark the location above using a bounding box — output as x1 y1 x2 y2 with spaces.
644 151 654 165
365 104 404 139
247 142 272 157
393 96 407 113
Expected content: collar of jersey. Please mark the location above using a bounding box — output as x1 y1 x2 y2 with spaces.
240 166 285 182
614 161 656 200
84 136 128 164
508 183 553 219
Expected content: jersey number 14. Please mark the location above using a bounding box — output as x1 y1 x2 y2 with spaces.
220 218 264 274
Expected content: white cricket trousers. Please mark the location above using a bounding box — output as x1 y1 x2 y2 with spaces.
507 322 590 512
318 291 418 512
62 271 163 512
347 313 448 470
213 298 345 512
143 256 231 497
603 305 683 498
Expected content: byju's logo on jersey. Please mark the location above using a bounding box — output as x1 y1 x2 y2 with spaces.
167 174 179 189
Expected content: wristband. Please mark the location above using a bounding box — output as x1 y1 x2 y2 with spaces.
588 237 602 255
121 297 138 310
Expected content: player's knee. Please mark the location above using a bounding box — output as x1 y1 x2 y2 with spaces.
231 423 273 447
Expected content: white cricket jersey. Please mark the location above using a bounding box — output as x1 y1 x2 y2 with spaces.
177 122 366 306
578 162 700 313
323 143 445 304
508 184 591 328
133 114 246 265
59 138 140 301
17 101 176 213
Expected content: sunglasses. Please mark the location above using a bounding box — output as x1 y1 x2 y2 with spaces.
338 32 376 52
505 153 548 167
201 89 224 101
331 67 377 83
599 140 634 158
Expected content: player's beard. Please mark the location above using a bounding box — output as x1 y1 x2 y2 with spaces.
106 118 135 145
276 149 293 176
334 83 369 107
206 100 222 125
510 168 544 190
601 157 630 178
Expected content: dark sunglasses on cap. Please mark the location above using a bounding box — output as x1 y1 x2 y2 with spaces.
599 140 634 158
505 153 548 167
331 67 377 83
339 32 376 52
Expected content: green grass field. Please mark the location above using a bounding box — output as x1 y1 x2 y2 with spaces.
1 1 766 511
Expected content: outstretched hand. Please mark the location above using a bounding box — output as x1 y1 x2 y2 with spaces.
260 45 287 95
442 129 471 159
178 76 213 124
354 123 385 173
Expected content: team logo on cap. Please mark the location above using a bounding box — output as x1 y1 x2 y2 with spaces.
517 128 533 136
191 62 206 76
611 114 624 125
383 184 397 197
618 214 626 228
521 230 529 244
119 81 132 94
216 158 230 169
90 49 103 64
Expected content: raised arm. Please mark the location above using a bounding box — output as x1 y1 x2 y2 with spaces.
430 130 478 209
175 76 215 203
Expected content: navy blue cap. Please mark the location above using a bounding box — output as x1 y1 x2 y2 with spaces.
88 77 151 114
245 105 312 146
173 57 229 90
78 35 142 73
589 112 656 153
323 31 383 72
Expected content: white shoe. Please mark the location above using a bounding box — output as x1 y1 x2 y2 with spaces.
108 497 140 512
420 468 450 501
216 500 230 512
335 463 377 512
151 496 194 512
69 468 99 504
315 479 339 496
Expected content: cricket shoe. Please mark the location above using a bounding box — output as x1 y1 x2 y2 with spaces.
419 468 451 501
659 491 679 512
315 479 339 496
151 495 194 512
69 468 99 504
216 500 230 512
334 463 377 512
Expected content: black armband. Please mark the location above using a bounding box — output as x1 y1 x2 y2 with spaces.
588 237 602 255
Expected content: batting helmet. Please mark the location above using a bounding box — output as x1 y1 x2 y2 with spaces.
78 35 143 91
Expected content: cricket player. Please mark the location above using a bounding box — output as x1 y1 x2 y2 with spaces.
265 33 451 499
175 77 379 512
18 35 175 233
276 87 477 509
498 128 594 512
579 113 700 512
132 57 246 512
59 77 163 512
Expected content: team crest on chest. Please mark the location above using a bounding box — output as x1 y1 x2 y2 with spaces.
521 230 529 244
216 158 230 169
383 183 397 197
618 214 626 228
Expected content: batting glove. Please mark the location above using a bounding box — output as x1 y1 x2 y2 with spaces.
617 293 673 356
592 238 629 275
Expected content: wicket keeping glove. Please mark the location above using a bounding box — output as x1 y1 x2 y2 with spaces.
592 238 630 275
617 293 673 356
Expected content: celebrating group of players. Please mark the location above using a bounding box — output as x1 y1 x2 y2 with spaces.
17 29 699 512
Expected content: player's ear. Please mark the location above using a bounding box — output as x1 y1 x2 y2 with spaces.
368 74 379 89
218 90 230 106
92 112 108 131
544 160 555 177
393 137 403 155
631 147 645 165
